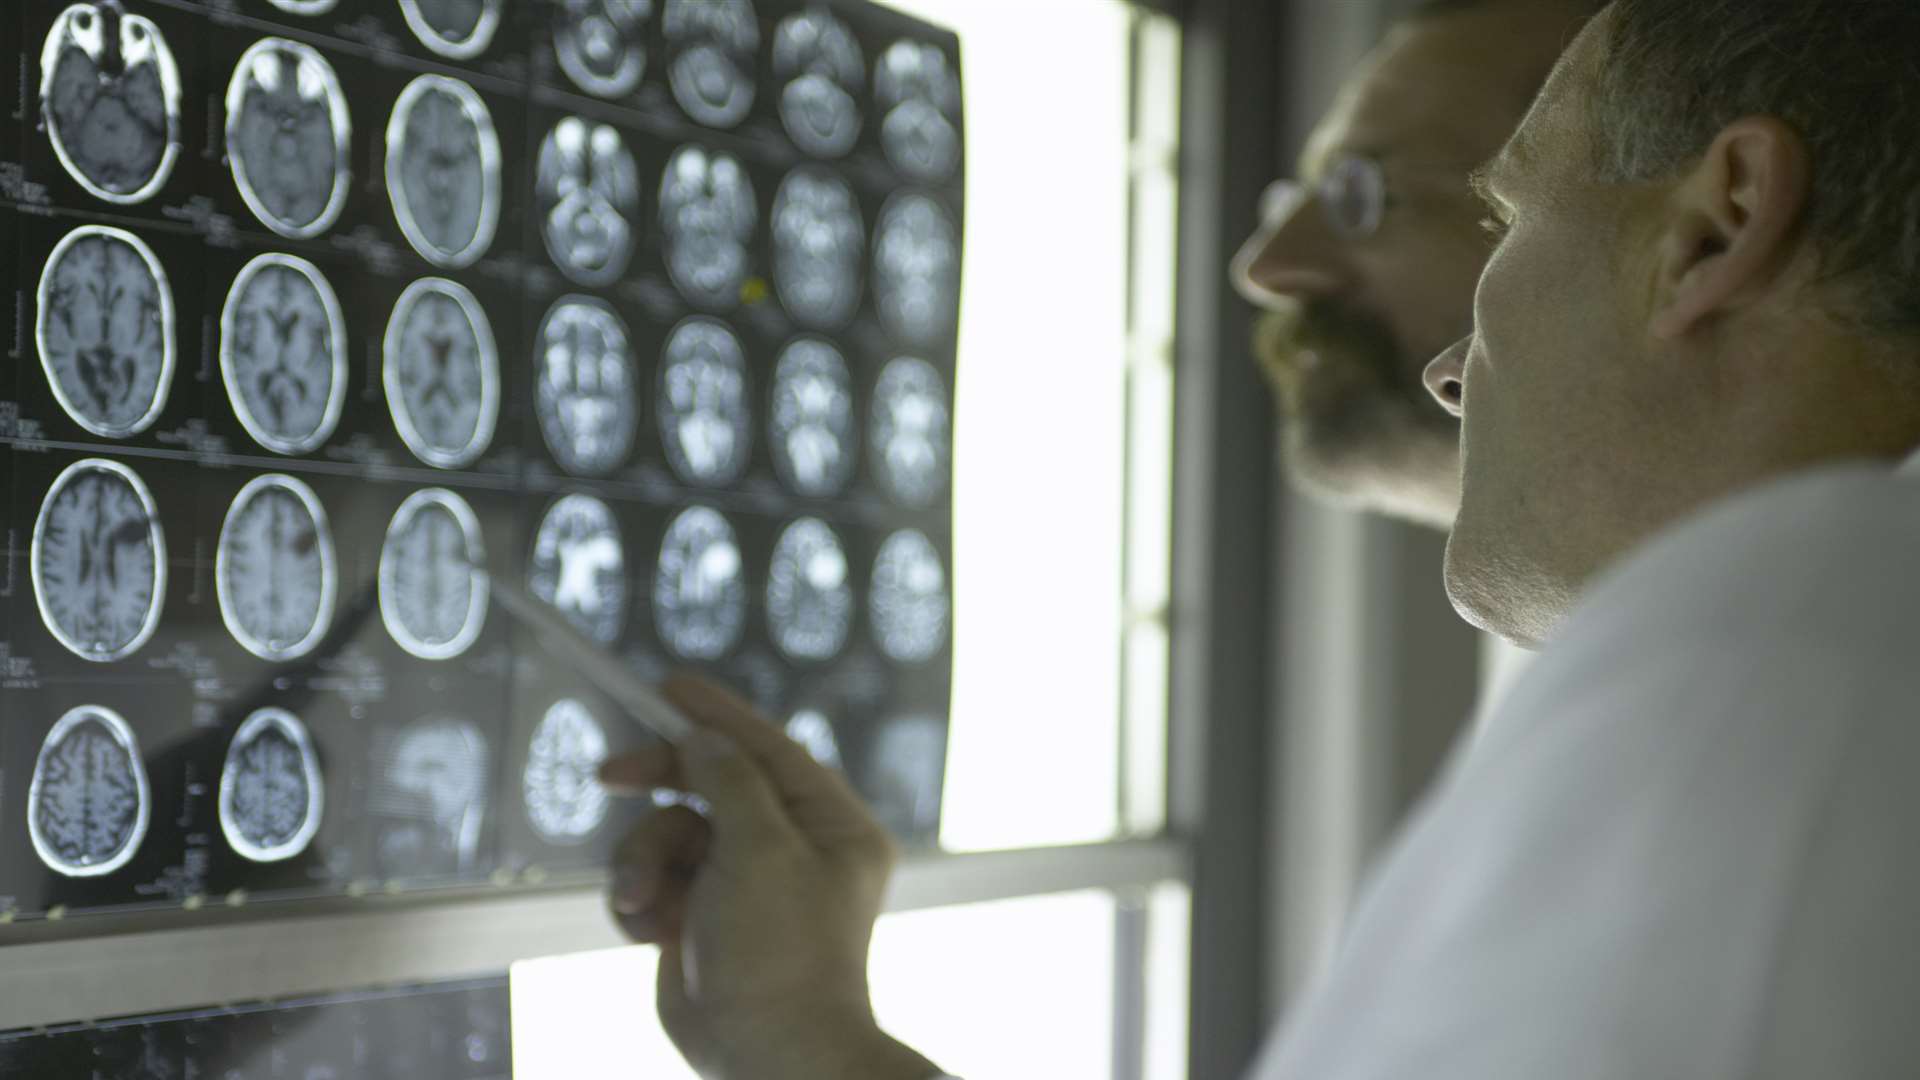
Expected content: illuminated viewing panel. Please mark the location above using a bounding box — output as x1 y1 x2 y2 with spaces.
0 0 960 930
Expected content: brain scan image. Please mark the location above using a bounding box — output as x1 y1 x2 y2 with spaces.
654 506 746 661
528 494 628 646
523 699 611 845
31 458 166 664
663 0 759 129
769 339 857 498
387 76 502 269
399 0 503 60
660 146 757 309
27 706 151 878
875 40 962 183
785 709 843 769
869 529 948 664
773 168 865 330
35 225 175 439
373 715 490 876
378 488 489 661
39 3 183 204
555 0 652 98
535 297 639 477
875 194 960 347
220 254 348 456
766 518 852 662
870 357 950 507
226 38 351 239
384 278 501 470
266 0 340 12
219 707 325 863
774 9 864 159
658 318 752 487
216 474 337 663
537 117 640 287
865 714 945 838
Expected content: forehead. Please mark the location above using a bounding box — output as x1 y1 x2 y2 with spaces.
1493 11 1610 181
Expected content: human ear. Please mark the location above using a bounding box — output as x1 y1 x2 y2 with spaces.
1647 116 1811 341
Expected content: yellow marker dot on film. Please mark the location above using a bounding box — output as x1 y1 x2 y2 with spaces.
741 277 769 306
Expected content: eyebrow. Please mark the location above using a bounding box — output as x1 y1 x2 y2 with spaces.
1468 162 1501 211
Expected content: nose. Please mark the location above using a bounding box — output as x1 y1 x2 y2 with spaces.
1424 337 1470 418
1231 181 1347 308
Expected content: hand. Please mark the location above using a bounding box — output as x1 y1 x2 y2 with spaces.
599 674 945 1080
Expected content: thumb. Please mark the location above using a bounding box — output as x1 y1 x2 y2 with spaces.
674 727 803 856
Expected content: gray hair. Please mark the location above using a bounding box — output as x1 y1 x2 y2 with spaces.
1587 0 1920 333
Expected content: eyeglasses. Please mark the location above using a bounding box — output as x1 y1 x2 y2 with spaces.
1257 154 1388 240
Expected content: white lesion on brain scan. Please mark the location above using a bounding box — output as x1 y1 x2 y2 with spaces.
378 488 489 661
654 506 747 660
538 117 641 287
384 278 501 470
664 0 759 129
660 145 758 309
31 459 167 664
28 706 151 878
774 8 865 159
770 338 857 498
523 699 612 845
220 254 348 456
767 517 853 662
658 318 753 487
371 715 491 876
871 356 951 507
555 0 653 98
39 3 183 204
774 167 865 330
220 707 325 863
36 225 176 439
869 528 949 664
217 474 337 663
226 38 352 239
387 75 502 269
401 0 504 59
536 297 640 477
875 194 960 347
875 39 962 183
528 494 629 647
785 709 843 769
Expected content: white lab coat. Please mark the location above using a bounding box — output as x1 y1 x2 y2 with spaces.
1253 449 1920 1079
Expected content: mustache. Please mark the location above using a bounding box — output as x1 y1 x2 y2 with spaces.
1253 302 1404 391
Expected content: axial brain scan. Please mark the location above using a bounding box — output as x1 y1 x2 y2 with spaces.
373 715 490 876
658 319 752 487
535 298 640 477
663 0 760 129
216 474 337 663
875 194 960 346
220 254 348 455
528 494 628 646
35 225 175 439
219 708 325 863
523 699 611 845
785 710 843 769
865 714 945 838
226 38 351 239
766 517 853 662
555 0 653 98
32 459 166 663
387 75 501 269
384 278 501 470
869 528 948 664
773 168 865 330
774 9 864 159
870 357 950 507
654 506 746 660
660 146 757 309
378 488 489 661
875 40 962 183
39 3 183 204
399 0 503 59
28 706 151 878
769 338 857 498
537 117 640 287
